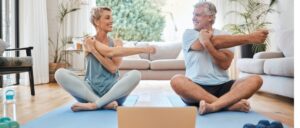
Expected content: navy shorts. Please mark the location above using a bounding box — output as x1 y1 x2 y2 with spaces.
181 80 235 106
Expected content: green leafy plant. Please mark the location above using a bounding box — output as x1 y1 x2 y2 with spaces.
49 1 80 63
223 0 278 53
96 0 165 41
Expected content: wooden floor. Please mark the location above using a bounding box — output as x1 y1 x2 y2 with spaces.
0 80 294 127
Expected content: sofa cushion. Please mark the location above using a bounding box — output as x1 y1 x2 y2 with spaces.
149 42 181 61
264 57 294 77
150 59 185 70
253 51 284 59
119 59 150 70
237 59 265 74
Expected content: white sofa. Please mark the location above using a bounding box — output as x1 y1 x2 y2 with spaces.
119 42 185 80
237 30 294 98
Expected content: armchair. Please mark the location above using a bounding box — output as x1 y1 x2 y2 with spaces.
0 46 35 96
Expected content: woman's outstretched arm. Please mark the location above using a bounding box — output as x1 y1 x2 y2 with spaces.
84 37 155 58
110 38 123 68
83 37 155 73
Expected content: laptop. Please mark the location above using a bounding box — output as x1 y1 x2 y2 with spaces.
117 107 197 128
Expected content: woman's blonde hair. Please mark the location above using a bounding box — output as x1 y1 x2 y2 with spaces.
90 6 112 27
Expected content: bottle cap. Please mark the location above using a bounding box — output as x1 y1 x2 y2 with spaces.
5 90 15 100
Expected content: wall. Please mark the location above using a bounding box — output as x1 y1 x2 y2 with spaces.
268 0 294 51
211 0 294 51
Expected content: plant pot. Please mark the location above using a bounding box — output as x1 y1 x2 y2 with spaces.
241 44 255 58
49 63 68 83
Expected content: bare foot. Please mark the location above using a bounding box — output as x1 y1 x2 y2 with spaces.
227 99 251 112
248 30 269 44
71 102 97 112
199 100 216 115
103 101 118 110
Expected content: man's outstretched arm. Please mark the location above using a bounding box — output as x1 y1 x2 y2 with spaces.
212 30 268 49
190 30 268 51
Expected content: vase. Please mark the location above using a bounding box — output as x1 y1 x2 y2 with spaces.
241 44 255 58
49 63 68 83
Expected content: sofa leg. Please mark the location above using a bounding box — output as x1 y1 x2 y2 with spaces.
29 68 35 96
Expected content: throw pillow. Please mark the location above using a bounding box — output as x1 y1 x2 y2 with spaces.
136 42 150 60
149 42 181 61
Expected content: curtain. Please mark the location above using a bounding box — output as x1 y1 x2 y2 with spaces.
1 0 17 83
208 0 244 79
20 0 49 84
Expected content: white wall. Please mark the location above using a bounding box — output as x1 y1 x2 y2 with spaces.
268 0 294 51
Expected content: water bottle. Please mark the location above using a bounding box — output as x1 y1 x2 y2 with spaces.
2 82 17 121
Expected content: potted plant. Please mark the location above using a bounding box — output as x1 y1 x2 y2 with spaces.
223 0 278 58
49 1 80 82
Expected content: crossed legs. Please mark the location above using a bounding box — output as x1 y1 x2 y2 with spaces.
55 68 141 112
170 74 262 115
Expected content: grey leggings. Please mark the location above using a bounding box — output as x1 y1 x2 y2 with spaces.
54 68 141 108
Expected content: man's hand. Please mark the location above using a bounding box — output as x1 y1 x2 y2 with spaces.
248 29 269 44
83 36 96 53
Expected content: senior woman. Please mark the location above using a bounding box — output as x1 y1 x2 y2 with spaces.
55 6 155 111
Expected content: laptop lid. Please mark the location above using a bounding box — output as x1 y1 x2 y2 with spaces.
117 107 197 128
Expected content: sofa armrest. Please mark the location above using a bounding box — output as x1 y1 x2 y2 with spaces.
253 51 284 59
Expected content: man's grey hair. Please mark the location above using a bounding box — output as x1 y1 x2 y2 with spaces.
194 1 217 24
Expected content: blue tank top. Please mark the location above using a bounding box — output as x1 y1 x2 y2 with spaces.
84 37 119 97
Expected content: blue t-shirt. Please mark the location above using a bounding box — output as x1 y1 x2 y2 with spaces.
182 29 234 85
84 37 119 96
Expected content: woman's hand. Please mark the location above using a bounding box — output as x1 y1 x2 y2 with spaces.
83 36 96 53
114 38 123 47
146 46 156 54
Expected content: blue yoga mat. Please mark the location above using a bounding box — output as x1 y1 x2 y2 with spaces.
22 96 138 128
168 95 287 128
